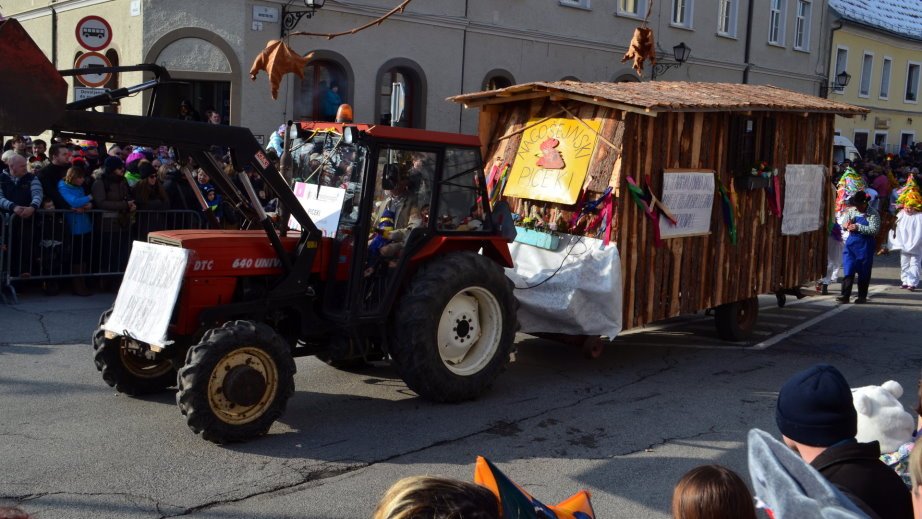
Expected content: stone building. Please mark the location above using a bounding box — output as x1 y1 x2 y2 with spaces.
8 0 830 137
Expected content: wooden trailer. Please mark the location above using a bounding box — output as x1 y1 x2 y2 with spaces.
450 81 868 350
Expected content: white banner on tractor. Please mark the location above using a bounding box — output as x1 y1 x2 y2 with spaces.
105 242 189 346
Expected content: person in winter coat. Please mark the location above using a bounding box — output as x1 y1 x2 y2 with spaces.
776 364 913 519
58 167 93 296
133 161 170 239
92 156 135 277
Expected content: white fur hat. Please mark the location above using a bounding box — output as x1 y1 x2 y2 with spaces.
852 380 915 453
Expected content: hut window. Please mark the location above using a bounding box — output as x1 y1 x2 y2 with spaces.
717 0 737 37
727 115 776 177
768 0 786 45
671 0 693 28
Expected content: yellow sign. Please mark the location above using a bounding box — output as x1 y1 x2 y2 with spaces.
503 117 601 204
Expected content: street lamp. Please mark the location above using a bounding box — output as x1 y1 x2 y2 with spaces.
651 42 691 80
282 0 326 37
819 70 851 98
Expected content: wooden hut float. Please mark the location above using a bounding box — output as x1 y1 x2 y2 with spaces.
450 81 868 348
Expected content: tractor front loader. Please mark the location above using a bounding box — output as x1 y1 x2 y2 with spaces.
1 19 518 443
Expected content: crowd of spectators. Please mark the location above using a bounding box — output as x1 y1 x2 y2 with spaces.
0 134 244 295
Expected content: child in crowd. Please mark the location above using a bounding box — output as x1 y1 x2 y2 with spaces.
671 465 757 519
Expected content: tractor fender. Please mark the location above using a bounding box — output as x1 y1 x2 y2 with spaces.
410 236 513 269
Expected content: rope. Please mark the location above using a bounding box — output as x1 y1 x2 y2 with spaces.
288 0 413 39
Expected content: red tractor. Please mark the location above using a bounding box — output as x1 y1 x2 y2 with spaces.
0 19 518 443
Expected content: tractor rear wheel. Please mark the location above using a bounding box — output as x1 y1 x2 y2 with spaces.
390 252 516 403
92 308 176 395
176 320 295 443
714 297 759 341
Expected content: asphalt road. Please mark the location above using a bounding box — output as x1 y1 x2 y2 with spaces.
1 253 919 519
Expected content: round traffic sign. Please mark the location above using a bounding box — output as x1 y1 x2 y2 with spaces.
75 15 112 51
74 51 113 88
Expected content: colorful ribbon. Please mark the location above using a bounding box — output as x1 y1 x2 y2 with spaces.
717 180 737 245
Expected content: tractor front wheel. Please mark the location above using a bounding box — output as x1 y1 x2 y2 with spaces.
92 308 176 395
176 320 295 443
390 252 517 403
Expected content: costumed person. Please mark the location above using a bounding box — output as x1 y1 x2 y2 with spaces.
892 174 922 290
365 210 404 276
818 180 845 295
853 380 916 488
837 191 880 304
836 166 867 213
268 124 286 157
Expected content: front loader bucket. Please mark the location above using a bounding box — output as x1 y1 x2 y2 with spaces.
0 18 67 135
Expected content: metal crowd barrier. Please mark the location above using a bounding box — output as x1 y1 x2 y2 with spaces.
1 209 205 303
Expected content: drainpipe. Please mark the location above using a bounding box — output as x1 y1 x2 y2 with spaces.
457 0 469 132
51 7 58 68
825 20 844 97
742 0 754 83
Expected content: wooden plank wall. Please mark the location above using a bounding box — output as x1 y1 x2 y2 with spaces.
479 99 833 331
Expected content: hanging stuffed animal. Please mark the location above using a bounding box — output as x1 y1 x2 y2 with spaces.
249 40 314 100
621 26 657 77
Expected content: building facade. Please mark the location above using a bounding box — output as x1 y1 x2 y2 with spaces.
8 0 831 137
826 0 922 154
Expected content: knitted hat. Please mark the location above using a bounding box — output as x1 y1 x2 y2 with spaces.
104 156 124 173
776 365 857 447
138 161 156 180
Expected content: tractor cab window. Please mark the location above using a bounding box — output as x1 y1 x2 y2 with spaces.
371 148 435 232
435 147 487 232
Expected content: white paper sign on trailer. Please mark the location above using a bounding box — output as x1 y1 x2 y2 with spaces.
781 165 825 236
104 242 189 346
658 170 715 239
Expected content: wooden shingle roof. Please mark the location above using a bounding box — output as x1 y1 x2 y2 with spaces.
449 81 869 117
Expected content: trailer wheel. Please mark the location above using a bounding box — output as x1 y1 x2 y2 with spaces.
92 309 176 395
714 297 759 341
390 252 517 403
177 320 295 443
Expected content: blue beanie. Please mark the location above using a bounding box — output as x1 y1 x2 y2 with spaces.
776 365 857 447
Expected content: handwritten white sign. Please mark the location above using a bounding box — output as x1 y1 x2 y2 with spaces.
104 242 189 346
781 165 825 236
288 182 346 237
658 170 715 238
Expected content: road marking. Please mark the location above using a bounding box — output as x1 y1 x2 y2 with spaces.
617 284 892 351
749 284 890 350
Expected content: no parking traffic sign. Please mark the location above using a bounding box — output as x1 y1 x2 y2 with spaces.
75 15 112 51
74 51 112 88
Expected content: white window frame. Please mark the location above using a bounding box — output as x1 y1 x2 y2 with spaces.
880 57 892 100
717 0 737 37
559 0 591 9
905 61 921 104
768 0 787 46
858 52 873 98
671 0 694 29
793 0 811 51
833 46 848 94
616 0 647 19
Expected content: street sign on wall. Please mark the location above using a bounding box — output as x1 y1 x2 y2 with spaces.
74 87 106 101
74 51 112 88
75 15 112 51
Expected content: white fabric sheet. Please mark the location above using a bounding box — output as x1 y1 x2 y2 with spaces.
890 211 922 255
505 235 622 338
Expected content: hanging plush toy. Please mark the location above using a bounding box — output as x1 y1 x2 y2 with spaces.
249 40 314 100
621 26 657 77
